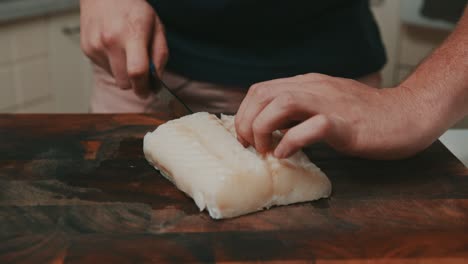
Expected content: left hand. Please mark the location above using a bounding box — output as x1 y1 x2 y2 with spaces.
235 73 435 160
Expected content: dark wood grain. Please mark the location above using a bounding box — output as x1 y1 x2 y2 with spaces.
0 114 467 264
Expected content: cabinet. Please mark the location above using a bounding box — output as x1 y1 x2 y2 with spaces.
48 11 93 113
396 25 450 83
0 10 92 113
370 0 401 87
0 17 53 112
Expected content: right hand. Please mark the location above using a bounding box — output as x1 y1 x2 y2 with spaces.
235 73 436 160
80 0 168 98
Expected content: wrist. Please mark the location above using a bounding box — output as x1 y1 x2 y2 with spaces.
389 84 447 150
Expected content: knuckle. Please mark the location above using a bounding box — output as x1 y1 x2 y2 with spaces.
160 48 169 60
82 44 102 63
317 78 333 87
90 40 103 53
302 73 336 88
320 116 332 132
248 84 259 95
277 92 296 111
305 73 328 81
237 124 251 139
250 84 268 98
155 48 169 64
80 42 92 56
252 120 267 135
313 76 335 88
100 30 119 47
81 37 101 56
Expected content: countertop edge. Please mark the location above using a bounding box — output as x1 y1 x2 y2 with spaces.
0 0 79 24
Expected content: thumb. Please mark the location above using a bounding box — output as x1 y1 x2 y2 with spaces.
274 115 330 159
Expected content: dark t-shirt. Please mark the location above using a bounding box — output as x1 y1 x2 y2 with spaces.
148 0 386 87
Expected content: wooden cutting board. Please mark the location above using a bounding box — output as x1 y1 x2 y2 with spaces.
0 114 467 263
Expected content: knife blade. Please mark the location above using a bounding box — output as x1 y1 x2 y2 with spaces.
148 61 193 119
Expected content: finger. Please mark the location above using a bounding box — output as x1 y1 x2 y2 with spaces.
234 82 260 146
108 47 131 89
126 39 150 98
151 16 169 78
88 53 111 76
235 80 301 147
252 92 310 153
81 31 111 74
274 114 331 159
235 93 253 147
279 121 302 134
236 132 249 148
235 83 291 147
235 87 270 147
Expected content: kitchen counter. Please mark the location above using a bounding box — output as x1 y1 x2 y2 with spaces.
441 129 468 167
0 0 78 24
0 114 467 263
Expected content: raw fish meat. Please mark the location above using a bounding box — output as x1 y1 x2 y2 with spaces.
143 112 331 219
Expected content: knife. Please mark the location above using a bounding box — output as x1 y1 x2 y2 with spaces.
148 61 193 118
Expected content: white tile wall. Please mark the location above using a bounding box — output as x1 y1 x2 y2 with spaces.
48 11 92 113
0 17 53 113
17 58 51 103
399 25 450 66
0 65 16 109
371 0 401 87
454 117 468 129
16 97 55 113
0 27 13 65
0 11 92 113
396 67 413 83
397 22 468 132
11 18 48 61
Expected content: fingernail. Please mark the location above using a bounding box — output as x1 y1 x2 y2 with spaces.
256 146 266 155
258 142 272 155
237 136 249 148
274 147 286 159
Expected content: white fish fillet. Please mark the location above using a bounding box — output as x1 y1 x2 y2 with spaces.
143 112 331 219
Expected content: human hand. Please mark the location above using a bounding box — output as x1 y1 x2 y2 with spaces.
235 73 435 160
80 0 168 98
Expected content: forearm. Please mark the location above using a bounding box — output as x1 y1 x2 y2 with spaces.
398 7 468 138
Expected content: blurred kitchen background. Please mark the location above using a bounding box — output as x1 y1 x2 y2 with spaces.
0 0 466 165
